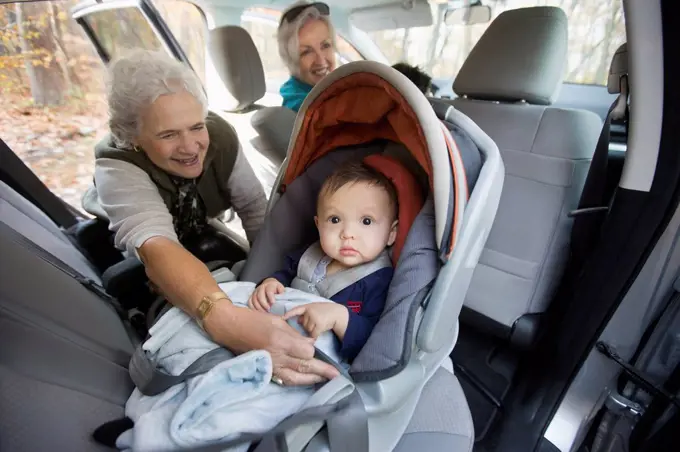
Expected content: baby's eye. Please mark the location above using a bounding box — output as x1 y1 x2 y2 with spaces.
329 216 340 224
362 218 373 226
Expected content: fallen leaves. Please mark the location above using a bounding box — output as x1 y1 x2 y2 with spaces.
1 92 109 210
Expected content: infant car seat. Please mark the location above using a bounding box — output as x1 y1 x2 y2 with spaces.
232 60 505 451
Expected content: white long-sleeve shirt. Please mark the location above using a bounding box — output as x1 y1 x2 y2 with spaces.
92 147 267 258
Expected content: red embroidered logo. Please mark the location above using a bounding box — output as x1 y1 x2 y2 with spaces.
347 301 362 314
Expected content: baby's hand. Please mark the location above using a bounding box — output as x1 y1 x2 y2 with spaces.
282 303 347 339
248 278 284 312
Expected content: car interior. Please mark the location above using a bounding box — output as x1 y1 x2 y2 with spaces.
1 0 678 451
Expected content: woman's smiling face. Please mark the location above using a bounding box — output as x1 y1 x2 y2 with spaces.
297 18 336 86
134 89 209 179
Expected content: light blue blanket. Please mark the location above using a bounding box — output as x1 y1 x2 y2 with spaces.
117 281 344 452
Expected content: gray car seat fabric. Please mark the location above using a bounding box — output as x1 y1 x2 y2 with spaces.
451 6 603 334
393 367 474 452
207 25 265 112
0 183 136 451
453 6 568 106
251 106 297 163
0 180 100 282
206 25 283 192
352 198 438 379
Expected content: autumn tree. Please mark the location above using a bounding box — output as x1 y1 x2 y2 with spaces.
16 1 66 105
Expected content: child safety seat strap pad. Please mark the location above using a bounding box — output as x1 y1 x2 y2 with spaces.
291 241 393 299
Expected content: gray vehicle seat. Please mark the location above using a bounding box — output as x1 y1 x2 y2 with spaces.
450 6 603 345
0 180 136 451
207 25 288 193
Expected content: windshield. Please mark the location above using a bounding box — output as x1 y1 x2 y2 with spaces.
366 0 625 87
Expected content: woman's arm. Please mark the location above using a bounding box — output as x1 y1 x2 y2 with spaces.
94 158 179 257
95 158 337 384
139 236 338 385
225 147 268 244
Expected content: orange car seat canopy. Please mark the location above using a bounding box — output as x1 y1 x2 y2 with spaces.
282 73 434 188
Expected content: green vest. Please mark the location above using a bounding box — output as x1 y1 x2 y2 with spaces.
84 111 238 220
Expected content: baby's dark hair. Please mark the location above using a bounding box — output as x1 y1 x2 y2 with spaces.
318 160 398 218
391 62 435 95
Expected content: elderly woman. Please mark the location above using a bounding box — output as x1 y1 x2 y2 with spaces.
277 1 336 112
83 49 338 386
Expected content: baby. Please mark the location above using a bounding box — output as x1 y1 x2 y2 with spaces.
248 159 399 361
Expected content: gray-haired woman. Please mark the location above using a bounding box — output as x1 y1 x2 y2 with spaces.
277 1 337 112
83 49 338 386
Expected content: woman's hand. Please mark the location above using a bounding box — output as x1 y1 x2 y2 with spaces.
283 302 348 339
248 278 285 312
204 301 339 386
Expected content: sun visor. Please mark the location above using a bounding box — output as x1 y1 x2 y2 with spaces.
349 0 433 32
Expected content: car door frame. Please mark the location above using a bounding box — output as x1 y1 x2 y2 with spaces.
71 0 197 75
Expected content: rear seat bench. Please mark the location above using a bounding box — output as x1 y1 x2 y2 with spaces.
0 180 136 451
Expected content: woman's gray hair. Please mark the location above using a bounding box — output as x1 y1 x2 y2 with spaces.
277 1 336 78
106 49 208 149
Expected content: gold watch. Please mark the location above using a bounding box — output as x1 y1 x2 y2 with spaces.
196 291 230 329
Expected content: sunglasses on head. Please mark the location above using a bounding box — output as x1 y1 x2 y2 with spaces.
281 2 330 25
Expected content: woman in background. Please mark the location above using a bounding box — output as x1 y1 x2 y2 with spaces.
277 1 337 112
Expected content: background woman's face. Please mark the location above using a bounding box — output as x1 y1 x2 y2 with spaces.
297 19 336 86
134 89 209 179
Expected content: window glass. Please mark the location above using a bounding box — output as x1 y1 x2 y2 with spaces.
82 7 163 61
152 0 207 84
0 0 110 210
367 0 625 86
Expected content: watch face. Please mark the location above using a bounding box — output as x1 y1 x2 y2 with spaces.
197 298 212 319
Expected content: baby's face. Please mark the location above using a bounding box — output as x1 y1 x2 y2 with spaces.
315 181 397 270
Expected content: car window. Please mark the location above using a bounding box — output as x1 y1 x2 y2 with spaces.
81 6 163 61
152 0 207 85
1 0 110 210
367 0 625 86
241 7 364 93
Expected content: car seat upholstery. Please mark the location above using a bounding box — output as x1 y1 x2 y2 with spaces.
0 180 99 282
206 25 280 193
450 6 603 345
0 180 136 451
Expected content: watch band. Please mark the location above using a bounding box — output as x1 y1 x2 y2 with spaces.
196 291 230 328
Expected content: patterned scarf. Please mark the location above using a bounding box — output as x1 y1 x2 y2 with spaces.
169 176 208 244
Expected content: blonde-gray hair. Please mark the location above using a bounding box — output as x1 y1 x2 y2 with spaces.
277 1 336 78
106 49 208 149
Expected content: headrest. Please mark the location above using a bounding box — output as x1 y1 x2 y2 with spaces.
207 26 265 111
363 154 425 265
250 107 297 163
453 6 568 105
608 43 628 94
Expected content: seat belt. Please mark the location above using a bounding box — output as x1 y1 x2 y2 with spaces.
130 340 353 397
568 74 629 273
0 138 79 228
0 220 124 317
